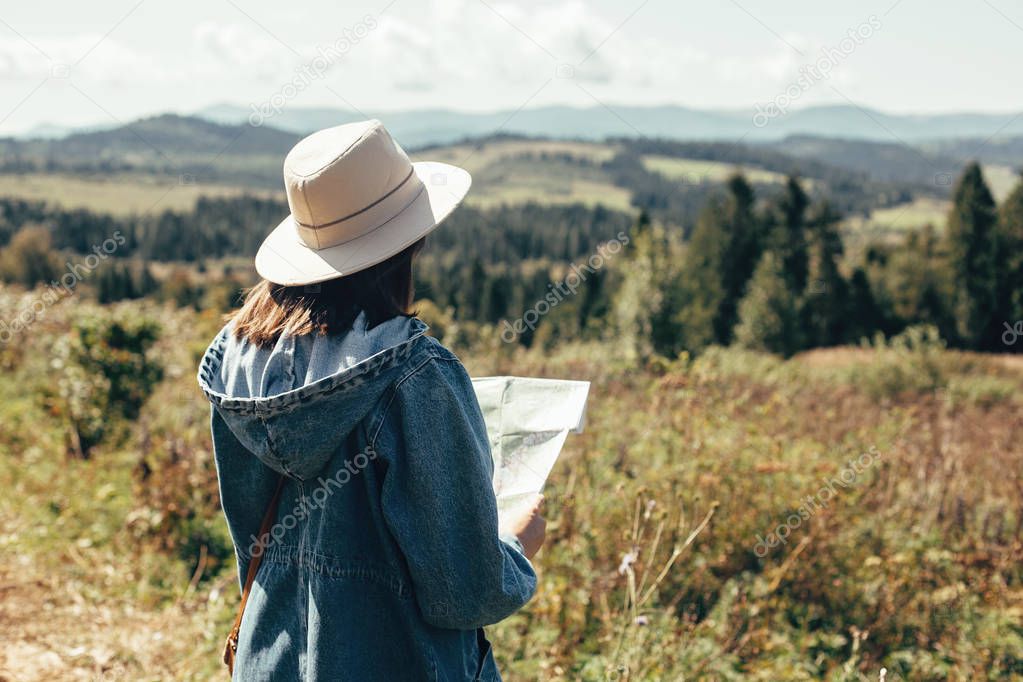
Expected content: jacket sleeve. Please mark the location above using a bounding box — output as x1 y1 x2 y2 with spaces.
209 405 283 588
375 355 537 630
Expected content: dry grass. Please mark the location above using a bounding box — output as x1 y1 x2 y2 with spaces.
844 198 952 235
2 293 1022 680
415 140 621 173
0 173 278 216
641 155 788 186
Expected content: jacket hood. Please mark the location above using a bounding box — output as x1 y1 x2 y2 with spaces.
197 313 427 479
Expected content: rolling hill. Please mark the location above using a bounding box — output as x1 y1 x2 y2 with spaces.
761 135 966 185
0 115 895 218
193 103 1023 148
0 112 1018 238
16 103 1023 149
2 114 298 162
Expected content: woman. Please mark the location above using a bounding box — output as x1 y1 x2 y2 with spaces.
197 120 545 681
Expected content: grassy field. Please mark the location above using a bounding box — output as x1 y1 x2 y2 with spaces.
0 138 868 219
6 140 1004 221
413 139 632 210
843 198 952 239
463 178 633 211
0 173 278 216
0 141 633 215
984 164 1021 202
641 155 788 186
416 140 622 172
1 288 1021 681
465 158 633 211
842 163 1015 238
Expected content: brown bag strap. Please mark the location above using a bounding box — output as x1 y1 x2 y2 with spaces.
224 475 286 674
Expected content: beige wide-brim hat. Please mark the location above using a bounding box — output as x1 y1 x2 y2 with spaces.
255 119 471 286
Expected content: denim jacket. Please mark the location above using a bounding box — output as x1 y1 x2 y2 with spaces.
197 313 537 681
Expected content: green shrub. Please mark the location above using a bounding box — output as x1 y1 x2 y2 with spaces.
49 310 163 456
849 325 956 399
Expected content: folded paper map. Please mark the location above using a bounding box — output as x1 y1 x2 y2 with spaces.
471 376 590 524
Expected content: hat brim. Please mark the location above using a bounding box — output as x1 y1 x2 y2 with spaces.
255 161 471 286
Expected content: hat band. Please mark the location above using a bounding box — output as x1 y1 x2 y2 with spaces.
295 167 425 250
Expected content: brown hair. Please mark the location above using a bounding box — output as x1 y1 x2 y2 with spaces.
229 239 424 348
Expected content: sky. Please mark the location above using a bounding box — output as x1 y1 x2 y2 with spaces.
1 0 1021 135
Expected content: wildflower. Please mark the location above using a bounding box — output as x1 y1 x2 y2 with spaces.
617 549 638 575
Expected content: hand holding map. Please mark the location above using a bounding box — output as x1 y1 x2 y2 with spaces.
471 376 590 525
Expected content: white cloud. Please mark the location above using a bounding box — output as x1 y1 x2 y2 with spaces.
0 38 49 79
337 0 718 101
191 21 280 70
0 34 170 83
0 0 817 115
0 0 915 134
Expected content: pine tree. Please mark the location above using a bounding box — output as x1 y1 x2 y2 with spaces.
886 225 956 341
946 163 999 349
768 176 810 294
136 264 160 297
458 258 487 321
801 202 850 346
481 270 512 322
676 174 762 352
845 267 883 343
611 212 684 362
734 251 804 357
675 197 726 353
577 267 610 337
717 175 764 338
997 174 1023 350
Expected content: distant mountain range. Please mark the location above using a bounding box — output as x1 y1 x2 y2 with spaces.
14 104 1023 150
193 103 1023 149
0 111 1017 191
3 111 1020 232
0 115 301 187
761 135 969 185
50 115 299 158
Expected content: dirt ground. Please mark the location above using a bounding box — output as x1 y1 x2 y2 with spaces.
0 559 225 681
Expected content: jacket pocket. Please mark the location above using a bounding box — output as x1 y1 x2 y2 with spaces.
474 628 499 681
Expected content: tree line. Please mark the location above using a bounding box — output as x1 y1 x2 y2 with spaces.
1 162 1020 355
610 163 1022 357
